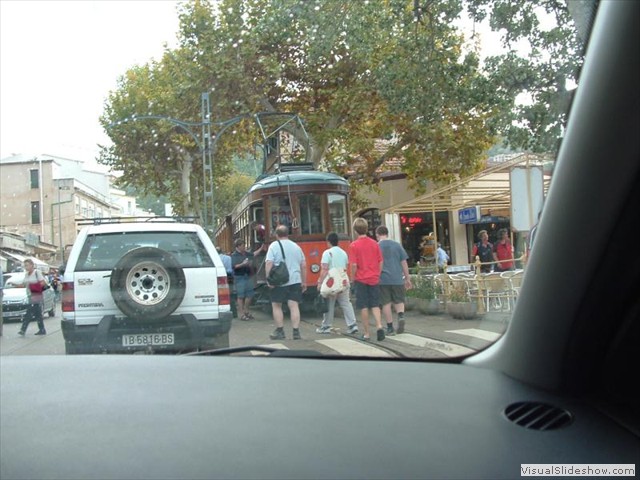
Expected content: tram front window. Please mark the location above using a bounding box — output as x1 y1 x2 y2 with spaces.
269 196 293 232
328 194 347 234
299 194 324 235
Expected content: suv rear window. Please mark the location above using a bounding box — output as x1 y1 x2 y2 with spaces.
75 232 215 271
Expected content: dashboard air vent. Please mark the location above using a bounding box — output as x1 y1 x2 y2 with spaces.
504 401 573 430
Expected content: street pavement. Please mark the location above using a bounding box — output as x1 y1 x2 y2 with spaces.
0 302 509 358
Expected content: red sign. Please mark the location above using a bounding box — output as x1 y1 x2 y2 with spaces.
400 215 423 227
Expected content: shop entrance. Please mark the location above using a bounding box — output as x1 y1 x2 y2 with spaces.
399 212 450 268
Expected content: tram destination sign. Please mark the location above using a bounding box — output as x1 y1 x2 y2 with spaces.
458 206 481 224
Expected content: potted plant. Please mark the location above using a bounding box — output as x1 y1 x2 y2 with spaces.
406 275 441 315
446 283 478 319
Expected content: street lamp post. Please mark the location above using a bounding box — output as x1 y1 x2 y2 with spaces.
108 94 308 232
108 93 251 232
51 183 72 263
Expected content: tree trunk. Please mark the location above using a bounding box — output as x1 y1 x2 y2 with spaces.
179 151 193 216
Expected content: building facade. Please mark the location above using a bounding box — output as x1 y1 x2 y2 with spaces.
0 154 115 264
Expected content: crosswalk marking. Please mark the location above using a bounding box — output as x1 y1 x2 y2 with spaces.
316 338 393 357
249 333 488 358
388 333 475 357
445 328 501 342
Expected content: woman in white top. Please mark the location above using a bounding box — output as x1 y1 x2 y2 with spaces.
316 232 358 335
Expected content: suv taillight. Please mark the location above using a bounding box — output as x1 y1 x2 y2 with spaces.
62 281 75 312
217 276 230 305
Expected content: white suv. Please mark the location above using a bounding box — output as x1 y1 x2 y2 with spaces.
61 219 232 354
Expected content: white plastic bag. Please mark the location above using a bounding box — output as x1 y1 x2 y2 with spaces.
320 267 349 298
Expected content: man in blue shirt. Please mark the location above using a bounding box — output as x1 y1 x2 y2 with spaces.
375 226 412 335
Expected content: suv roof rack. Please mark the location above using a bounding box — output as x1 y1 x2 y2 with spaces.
77 216 200 226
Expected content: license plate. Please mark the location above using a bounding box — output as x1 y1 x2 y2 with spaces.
122 333 175 347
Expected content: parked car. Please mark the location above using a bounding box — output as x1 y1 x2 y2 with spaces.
60 219 233 354
1 272 56 322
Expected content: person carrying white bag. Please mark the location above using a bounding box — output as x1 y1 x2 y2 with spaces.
316 232 359 335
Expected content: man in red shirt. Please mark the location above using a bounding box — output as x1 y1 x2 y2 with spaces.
349 218 385 342
493 228 515 271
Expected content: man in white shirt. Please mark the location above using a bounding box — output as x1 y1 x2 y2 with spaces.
265 225 306 340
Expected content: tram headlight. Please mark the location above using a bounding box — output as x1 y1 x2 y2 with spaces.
310 264 320 274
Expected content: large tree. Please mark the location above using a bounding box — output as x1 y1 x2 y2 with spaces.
99 0 582 222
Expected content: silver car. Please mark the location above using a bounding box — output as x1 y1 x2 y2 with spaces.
1 272 56 321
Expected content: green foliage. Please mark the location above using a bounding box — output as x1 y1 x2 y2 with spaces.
448 282 471 302
99 0 582 220
465 0 584 153
215 173 255 218
407 275 440 300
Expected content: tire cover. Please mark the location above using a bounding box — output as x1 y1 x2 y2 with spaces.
110 247 186 320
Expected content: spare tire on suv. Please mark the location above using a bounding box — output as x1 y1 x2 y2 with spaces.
110 247 186 320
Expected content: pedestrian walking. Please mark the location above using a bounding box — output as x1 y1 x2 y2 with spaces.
18 258 48 336
349 218 385 342
375 225 411 335
436 243 450 273
493 228 515 272
472 230 494 273
265 225 307 340
316 232 358 335
231 239 260 321
217 247 237 318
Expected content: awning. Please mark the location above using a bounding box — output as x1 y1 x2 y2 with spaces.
0 250 50 272
381 153 552 214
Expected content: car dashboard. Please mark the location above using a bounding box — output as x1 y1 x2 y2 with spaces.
1 355 637 480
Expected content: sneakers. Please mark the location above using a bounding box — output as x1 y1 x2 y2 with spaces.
359 335 370 341
397 318 405 334
316 326 332 334
386 324 396 336
240 314 251 321
269 328 285 340
244 312 255 320
347 324 359 335
34 330 47 336
377 328 386 342
292 329 301 340
17 330 25 336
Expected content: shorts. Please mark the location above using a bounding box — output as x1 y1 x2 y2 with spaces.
270 284 303 304
234 275 254 298
380 285 406 305
354 282 381 310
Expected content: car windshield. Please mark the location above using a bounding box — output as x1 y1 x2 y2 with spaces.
0 0 591 359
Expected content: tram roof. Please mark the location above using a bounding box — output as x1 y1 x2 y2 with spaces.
250 170 348 192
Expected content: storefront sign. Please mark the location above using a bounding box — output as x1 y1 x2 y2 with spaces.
400 215 424 227
458 206 481 224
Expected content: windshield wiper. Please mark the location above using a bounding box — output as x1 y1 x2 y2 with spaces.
184 345 323 357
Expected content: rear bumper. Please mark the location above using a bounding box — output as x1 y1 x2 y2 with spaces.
61 312 232 353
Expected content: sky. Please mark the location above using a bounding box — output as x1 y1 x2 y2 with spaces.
0 0 181 164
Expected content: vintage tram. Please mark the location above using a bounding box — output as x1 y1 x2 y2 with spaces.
215 163 352 306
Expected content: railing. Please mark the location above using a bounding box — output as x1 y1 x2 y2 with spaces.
418 255 527 315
